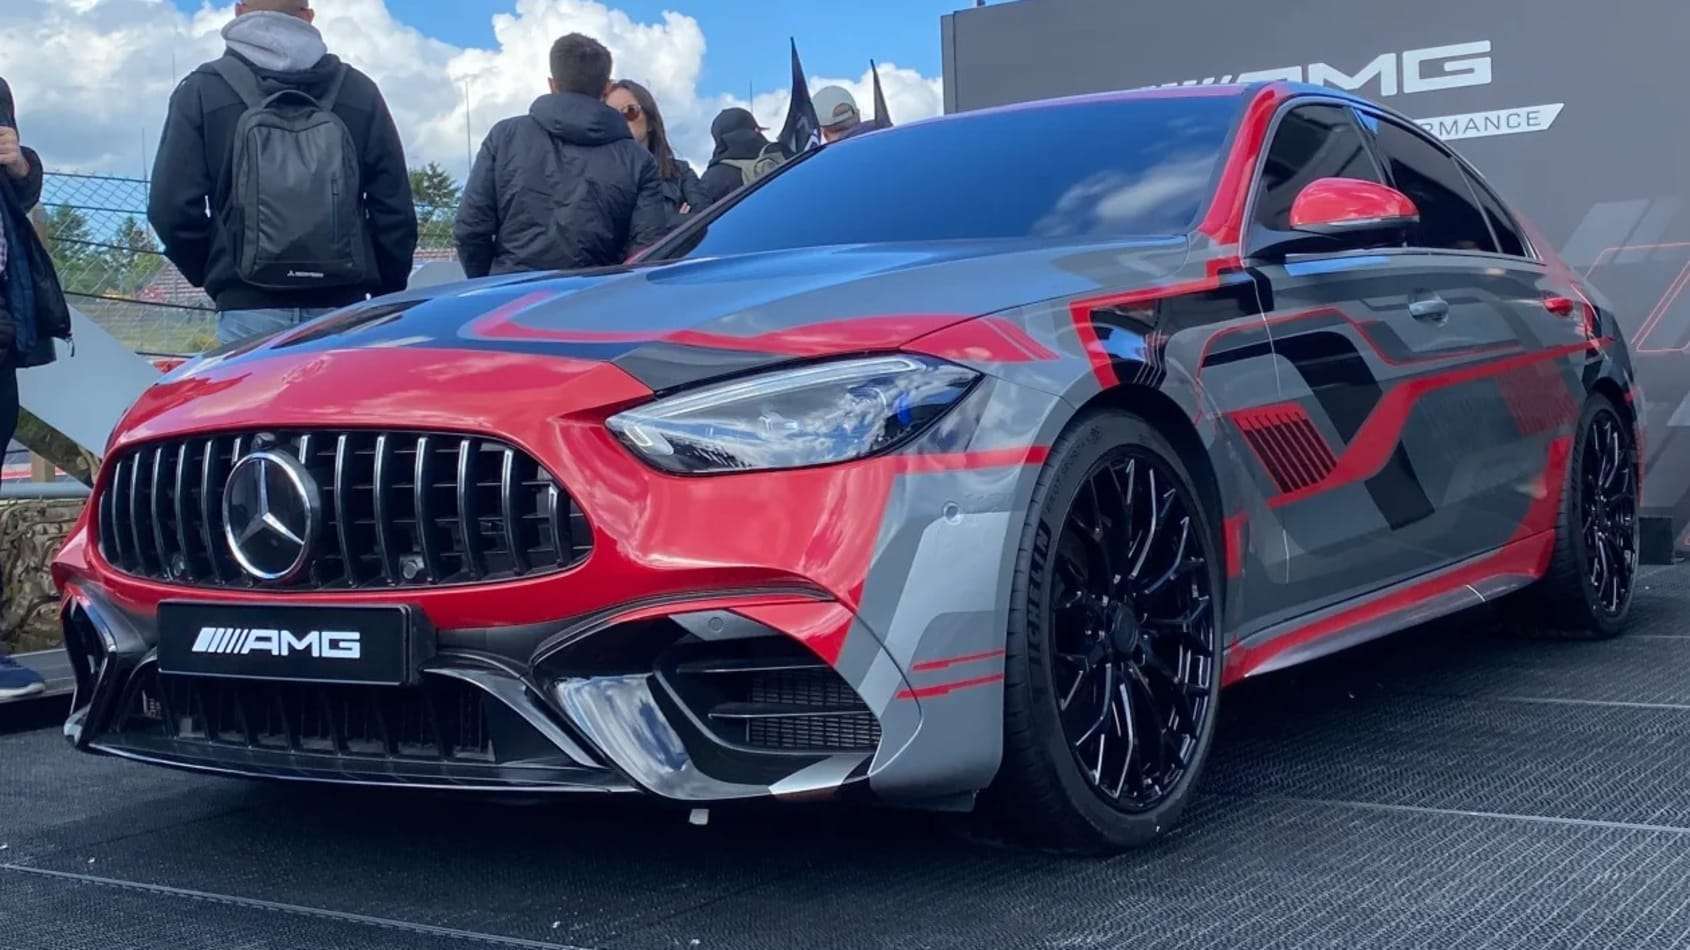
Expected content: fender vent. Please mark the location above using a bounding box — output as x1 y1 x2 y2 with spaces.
1232 404 1337 494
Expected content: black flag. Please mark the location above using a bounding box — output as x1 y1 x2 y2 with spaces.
776 38 820 156
870 60 893 129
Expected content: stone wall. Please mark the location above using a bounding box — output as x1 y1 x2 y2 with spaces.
0 498 83 653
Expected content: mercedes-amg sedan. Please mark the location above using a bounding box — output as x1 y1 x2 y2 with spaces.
56 82 1639 850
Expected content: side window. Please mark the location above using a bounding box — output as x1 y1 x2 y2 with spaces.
1253 104 1383 232
1367 119 1498 253
1463 169 1529 257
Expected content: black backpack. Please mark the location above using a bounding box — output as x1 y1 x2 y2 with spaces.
211 56 370 290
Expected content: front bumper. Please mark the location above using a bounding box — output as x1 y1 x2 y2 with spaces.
60 583 890 802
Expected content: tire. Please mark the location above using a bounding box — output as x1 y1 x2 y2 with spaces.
986 409 1224 852
1509 394 1639 639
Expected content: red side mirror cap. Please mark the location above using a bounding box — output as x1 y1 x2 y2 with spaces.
1289 178 1420 236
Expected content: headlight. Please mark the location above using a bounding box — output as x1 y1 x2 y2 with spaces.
607 355 979 475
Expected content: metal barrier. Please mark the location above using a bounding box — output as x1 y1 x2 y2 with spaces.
36 171 461 359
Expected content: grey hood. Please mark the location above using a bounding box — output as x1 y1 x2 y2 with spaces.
221 11 328 73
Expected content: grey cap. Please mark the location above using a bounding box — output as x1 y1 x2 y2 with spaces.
812 85 861 130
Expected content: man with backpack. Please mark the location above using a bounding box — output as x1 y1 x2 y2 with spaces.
149 0 417 347
698 107 786 207
453 34 670 277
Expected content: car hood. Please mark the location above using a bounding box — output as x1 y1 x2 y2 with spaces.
116 238 1187 448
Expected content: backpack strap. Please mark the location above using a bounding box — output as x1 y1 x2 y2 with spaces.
210 56 265 110
316 64 349 112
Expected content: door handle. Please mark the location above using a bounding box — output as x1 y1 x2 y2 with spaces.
1408 296 1451 322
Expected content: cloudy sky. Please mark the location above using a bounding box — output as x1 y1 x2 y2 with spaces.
2 0 957 180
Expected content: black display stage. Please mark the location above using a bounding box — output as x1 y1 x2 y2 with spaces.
5 564 1690 950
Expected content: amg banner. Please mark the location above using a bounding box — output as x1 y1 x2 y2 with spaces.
943 0 1690 550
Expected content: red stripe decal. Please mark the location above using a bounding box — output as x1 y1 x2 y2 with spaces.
893 446 1050 474
1225 436 1570 686
472 306 973 357
1067 260 1240 388
1223 513 1247 580
905 317 1059 364
911 649 1006 673
1269 342 1595 509
1198 85 1287 244
896 673 1005 700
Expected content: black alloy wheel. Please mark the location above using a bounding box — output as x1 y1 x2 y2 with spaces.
1513 394 1638 640
1050 450 1216 811
1579 406 1638 618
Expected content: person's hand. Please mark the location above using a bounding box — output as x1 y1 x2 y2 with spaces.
0 128 27 180
678 202 691 215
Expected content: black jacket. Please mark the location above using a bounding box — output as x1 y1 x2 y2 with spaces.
628 160 707 256
0 76 65 370
698 129 778 207
148 52 417 311
454 92 669 278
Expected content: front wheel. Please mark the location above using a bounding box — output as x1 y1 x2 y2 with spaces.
987 410 1223 851
1511 394 1639 639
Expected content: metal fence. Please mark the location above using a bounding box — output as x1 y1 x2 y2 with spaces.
36 172 459 357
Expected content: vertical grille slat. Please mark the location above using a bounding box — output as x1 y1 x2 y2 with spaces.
127 452 149 574
97 429 587 590
413 435 440 582
372 434 397 585
333 435 356 586
148 446 171 577
172 443 192 579
500 448 528 576
457 438 483 580
200 437 227 584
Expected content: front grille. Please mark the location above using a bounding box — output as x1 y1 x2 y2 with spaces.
664 640 882 754
119 668 495 762
96 430 592 589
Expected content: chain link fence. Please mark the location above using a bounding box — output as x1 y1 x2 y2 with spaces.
36 172 460 357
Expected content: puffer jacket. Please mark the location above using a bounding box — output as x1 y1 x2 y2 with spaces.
453 92 670 277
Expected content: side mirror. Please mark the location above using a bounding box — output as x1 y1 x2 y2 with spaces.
1289 177 1419 238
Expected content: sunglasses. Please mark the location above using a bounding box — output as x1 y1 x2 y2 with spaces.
619 103 643 122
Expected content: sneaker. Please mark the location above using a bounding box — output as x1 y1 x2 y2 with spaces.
0 653 46 700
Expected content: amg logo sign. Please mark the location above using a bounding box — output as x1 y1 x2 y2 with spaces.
191 626 361 659
1153 41 1493 98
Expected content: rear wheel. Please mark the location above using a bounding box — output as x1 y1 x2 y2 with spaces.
989 410 1222 851
1511 395 1638 639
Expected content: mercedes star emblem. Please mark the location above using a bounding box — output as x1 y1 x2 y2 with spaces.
222 449 321 583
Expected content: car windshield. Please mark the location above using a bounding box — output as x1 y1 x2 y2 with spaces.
653 94 1244 261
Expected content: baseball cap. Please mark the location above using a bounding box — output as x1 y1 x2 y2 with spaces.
812 85 861 130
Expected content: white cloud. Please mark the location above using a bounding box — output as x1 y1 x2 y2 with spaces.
0 0 943 181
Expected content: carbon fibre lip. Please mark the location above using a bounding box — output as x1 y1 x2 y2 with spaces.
85 739 637 793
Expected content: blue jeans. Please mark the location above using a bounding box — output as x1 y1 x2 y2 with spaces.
216 307 335 347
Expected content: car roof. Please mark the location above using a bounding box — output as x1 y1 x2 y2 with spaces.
888 81 1387 135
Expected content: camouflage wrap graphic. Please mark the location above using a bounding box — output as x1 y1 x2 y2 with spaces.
52 84 1637 807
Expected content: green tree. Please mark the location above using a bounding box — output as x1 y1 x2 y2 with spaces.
107 216 162 295
409 162 461 248
40 204 97 289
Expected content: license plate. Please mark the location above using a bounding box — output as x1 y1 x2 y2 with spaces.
157 602 431 686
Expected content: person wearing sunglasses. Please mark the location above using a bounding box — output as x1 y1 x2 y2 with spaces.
606 80 706 240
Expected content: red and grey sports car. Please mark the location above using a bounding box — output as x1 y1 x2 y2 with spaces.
55 82 1639 850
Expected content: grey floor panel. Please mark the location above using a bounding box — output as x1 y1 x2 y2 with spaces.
0 866 576 950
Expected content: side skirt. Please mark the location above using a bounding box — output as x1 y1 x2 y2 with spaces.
1222 531 1555 685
